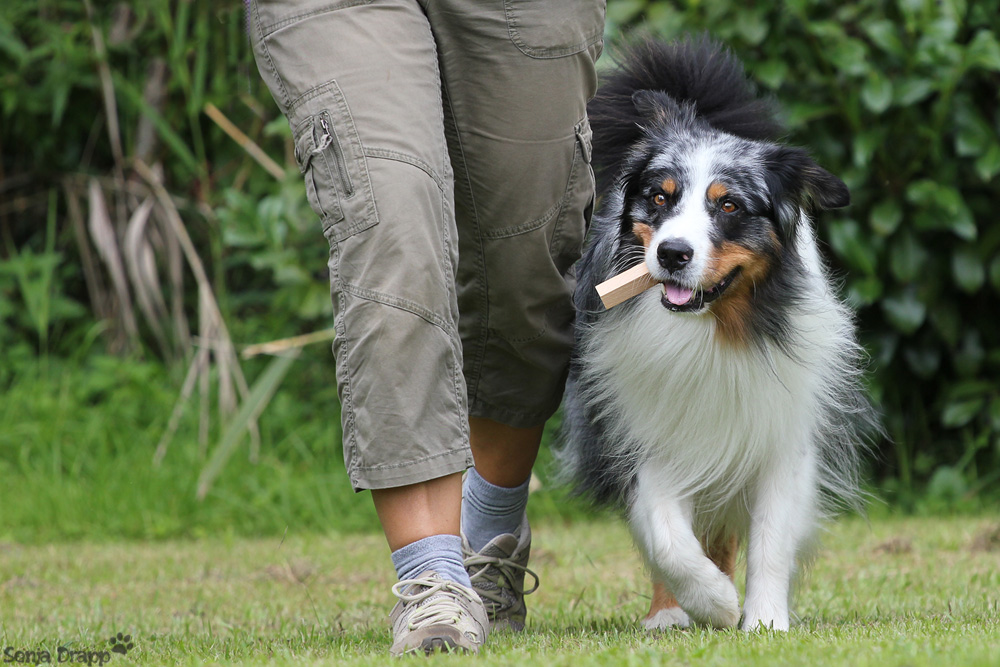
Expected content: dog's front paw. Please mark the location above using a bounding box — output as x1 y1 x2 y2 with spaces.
740 607 790 632
678 575 740 629
642 606 691 631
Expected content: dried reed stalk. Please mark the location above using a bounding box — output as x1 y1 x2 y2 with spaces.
241 328 338 359
133 159 262 465
204 102 286 181
87 178 139 345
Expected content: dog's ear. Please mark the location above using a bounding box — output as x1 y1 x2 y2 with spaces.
765 146 850 237
631 90 682 126
614 167 642 236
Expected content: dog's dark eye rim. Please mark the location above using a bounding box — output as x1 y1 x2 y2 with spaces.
721 199 739 213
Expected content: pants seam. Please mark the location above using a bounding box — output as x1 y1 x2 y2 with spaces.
340 282 455 335
331 243 362 486
548 135 582 258
441 79 490 405
252 0 292 110
480 195 561 240
363 148 449 196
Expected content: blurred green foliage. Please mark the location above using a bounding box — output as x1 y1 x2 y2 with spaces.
1 0 998 529
0 0 328 346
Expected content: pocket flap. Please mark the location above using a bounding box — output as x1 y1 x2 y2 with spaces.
293 118 316 173
575 118 593 164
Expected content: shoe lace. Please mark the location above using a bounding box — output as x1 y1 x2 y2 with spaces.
391 578 481 631
463 553 540 607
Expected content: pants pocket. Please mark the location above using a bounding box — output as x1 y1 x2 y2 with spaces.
503 0 606 58
291 81 379 241
549 117 594 274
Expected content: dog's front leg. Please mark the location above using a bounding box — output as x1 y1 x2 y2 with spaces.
630 466 740 629
644 535 738 630
742 444 818 631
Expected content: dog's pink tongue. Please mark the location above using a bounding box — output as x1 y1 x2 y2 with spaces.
664 283 694 306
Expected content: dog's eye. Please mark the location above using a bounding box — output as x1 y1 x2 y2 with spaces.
721 200 739 213
652 193 667 206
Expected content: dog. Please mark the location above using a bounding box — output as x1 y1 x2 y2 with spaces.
560 37 879 632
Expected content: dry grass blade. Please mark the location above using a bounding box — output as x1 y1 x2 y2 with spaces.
198 285 212 452
87 178 138 341
204 102 286 181
216 297 237 420
83 0 128 233
83 0 124 170
134 159 261 460
196 350 301 500
153 344 210 466
124 196 172 357
135 58 168 165
63 182 113 323
164 208 192 354
241 328 337 359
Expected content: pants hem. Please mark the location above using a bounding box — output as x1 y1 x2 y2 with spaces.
351 447 473 492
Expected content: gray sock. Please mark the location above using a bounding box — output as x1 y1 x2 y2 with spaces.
461 467 529 552
390 534 471 588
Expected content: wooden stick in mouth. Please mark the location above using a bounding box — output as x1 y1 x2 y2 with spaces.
595 263 659 309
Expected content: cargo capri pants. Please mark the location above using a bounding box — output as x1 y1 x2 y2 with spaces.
250 0 604 491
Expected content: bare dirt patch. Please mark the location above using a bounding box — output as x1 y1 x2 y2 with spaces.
873 537 913 555
970 523 1000 552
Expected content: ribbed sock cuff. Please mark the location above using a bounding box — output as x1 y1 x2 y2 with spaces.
461 468 530 552
390 534 471 588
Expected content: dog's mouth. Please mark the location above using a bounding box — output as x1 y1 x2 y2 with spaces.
660 267 742 312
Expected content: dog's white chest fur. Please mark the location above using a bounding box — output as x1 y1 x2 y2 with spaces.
581 284 836 503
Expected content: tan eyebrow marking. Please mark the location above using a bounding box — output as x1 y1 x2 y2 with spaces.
661 178 677 195
707 182 728 201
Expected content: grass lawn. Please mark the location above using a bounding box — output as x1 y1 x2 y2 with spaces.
1 516 997 666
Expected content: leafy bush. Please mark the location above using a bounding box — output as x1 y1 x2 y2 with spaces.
0 0 334 504
1 0 998 518
607 0 1000 506
0 1 323 353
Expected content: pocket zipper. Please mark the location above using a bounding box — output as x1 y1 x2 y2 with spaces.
314 115 355 198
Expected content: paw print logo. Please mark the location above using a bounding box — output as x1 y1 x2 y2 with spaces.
108 633 134 655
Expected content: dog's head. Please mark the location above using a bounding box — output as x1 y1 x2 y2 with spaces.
615 90 849 317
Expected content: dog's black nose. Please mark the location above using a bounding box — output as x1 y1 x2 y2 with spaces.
657 239 694 272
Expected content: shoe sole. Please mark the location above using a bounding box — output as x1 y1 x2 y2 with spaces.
418 636 466 655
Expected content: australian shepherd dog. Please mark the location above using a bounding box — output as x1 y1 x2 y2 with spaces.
560 37 879 632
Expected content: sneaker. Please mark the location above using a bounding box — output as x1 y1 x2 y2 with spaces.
462 514 539 632
388 571 489 656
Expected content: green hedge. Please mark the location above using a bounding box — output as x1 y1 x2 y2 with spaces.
2 0 998 509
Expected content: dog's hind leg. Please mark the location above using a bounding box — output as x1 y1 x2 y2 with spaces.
706 534 739 580
630 467 741 629
642 580 690 630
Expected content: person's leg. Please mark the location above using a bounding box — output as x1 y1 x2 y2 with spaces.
372 473 462 553
251 0 468 544
424 0 605 629
249 0 485 653
469 418 542 488
372 473 471 588
461 419 540 552
429 0 604 431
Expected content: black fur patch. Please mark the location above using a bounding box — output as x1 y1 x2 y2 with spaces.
588 35 784 194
